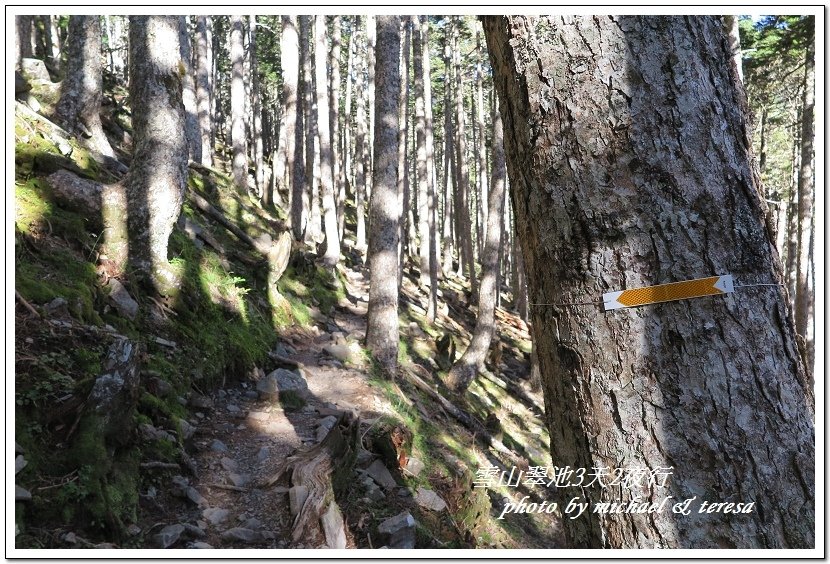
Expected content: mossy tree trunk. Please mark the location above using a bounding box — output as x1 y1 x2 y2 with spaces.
125 15 188 295
484 15 814 549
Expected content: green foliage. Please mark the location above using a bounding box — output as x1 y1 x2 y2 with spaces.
278 390 306 412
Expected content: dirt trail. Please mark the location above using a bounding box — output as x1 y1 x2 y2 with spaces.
137 265 388 549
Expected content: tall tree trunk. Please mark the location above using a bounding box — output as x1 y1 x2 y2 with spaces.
722 15 743 82
422 16 439 319
366 16 401 377
178 16 202 164
475 23 489 238
342 20 356 238
56 16 116 160
301 16 321 245
354 24 368 254
366 15 377 184
230 16 248 192
441 81 456 277
794 35 814 374
195 16 214 166
281 16 305 240
485 15 814 549
16 16 34 66
250 15 265 203
126 16 188 295
447 97 507 391
316 15 341 265
413 16 430 287
330 16 346 241
397 17 412 285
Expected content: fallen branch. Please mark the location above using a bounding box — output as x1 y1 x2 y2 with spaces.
186 187 262 251
205 482 248 492
15 290 41 318
401 364 513 456
140 461 180 471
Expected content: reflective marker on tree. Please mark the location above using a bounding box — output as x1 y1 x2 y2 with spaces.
603 275 734 311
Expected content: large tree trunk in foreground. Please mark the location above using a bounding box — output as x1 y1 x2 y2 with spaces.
56 16 116 159
446 100 507 392
485 15 814 549
365 16 401 377
126 16 189 294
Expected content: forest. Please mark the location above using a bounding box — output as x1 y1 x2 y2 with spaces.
12 13 817 552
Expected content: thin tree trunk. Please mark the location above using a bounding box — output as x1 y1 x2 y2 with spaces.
397 17 412 285
330 16 346 240
49 15 62 74
366 15 376 184
179 16 202 164
441 78 456 277
423 16 439 320
126 16 188 295
316 15 341 264
446 97 507 391
795 36 814 376
722 15 743 82
280 16 304 240
366 16 401 377
16 16 34 66
301 16 321 245
342 20 355 239
485 14 813 549
475 23 489 241
354 23 368 254
195 16 213 167
250 15 265 203
413 16 430 288
230 16 248 192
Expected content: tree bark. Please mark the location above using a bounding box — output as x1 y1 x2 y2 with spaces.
342 20 356 239
413 17 430 288
250 15 265 202
195 16 214 167
722 15 744 82
354 22 368 253
330 16 346 242
794 35 814 375
126 16 189 295
303 17 322 245
230 16 248 192
56 16 116 160
280 16 305 240
447 96 507 392
485 15 814 549
178 16 202 164
366 16 401 377
16 16 34 66
316 15 341 265
397 17 412 286
422 16 439 320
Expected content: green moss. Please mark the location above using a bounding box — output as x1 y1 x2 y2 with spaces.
278 390 306 412
138 391 187 422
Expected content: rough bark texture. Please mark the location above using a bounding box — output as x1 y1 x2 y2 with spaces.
446 100 507 392
413 18 430 288
485 15 814 549
56 16 115 159
422 16 439 320
126 16 189 294
316 15 341 265
178 16 202 163
303 16 322 245
354 22 368 253
366 16 401 377
195 16 214 166
230 16 248 191
282 16 305 241
250 15 265 201
397 18 412 285
794 37 814 375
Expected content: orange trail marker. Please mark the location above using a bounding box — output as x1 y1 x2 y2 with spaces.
603 275 734 311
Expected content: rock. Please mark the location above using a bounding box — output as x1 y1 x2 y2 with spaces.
139 424 175 443
322 343 360 364
377 511 416 549
256 447 270 462
186 487 208 508
20 58 52 82
178 419 196 440
44 297 69 318
171 475 189 495
147 376 173 397
355 448 376 468
87 338 142 446
15 486 32 501
220 457 238 472
15 70 31 94
220 527 268 544
189 393 213 410
210 439 228 453
318 415 338 431
404 457 425 477
106 278 139 320
365 460 397 491
316 426 330 442
203 507 230 526
15 455 27 475
15 442 24 454
191 542 214 549
321 502 347 549
228 473 250 488
226 403 240 413
289 485 309 516
152 524 185 548
182 523 206 539
240 517 262 530
243 390 259 400
415 487 447 512
126 524 141 537
273 343 290 357
256 368 310 400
